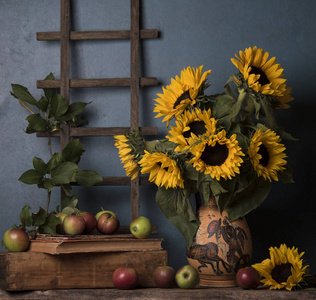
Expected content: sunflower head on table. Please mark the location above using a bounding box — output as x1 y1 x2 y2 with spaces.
114 46 296 251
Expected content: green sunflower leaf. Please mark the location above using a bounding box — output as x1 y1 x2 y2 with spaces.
38 96 49 112
156 187 200 248
68 101 90 116
225 176 271 221
47 153 62 173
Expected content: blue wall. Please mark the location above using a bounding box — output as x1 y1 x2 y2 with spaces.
1 0 315 273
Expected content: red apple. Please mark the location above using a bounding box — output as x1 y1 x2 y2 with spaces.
97 212 120 235
80 211 97 234
3 229 30 252
63 215 86 235
154 266 176 288
112 267 138 290
236 267 261 289
56 212 68 234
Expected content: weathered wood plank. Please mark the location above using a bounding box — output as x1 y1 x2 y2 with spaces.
37 77 158 88
36 126 158 137
37 29 158 40
0 251 167 291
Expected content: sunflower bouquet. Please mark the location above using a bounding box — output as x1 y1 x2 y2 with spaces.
114 46 295 248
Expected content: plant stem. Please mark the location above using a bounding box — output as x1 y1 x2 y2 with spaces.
46 190 51 214
47 131 53 157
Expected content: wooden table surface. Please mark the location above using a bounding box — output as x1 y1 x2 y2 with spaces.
0 287 315 300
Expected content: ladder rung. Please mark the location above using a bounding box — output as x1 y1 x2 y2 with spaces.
72 176 152 186
37 78 158 89
36 127 158 137
37 29 158 41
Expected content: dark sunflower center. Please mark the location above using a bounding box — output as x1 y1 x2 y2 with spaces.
183 121 206 139
258 144 270 167
271 263 293 284
249 66 270 86
200 143 229 166
173 90 191 109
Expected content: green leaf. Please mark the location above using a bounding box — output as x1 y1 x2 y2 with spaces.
61 139 85 163
20 205 33 228
75 170 103 187
47 153 62 173
11 84 38 107
26 114 48 132
61 196 79 210
39 214 60 234
32 157 47 175
51 162 79 184
32 207 47 226
156 187 200 248
68 102 90 116
43 73 56 102
19 169 43 185
38 96 49 112
225 177 271 221
43 179 55 192
49 94 68 118
212 94 236 119
278 165 295 183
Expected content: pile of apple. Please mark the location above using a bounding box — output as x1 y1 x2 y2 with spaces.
112 264 200 290
56 210 121 236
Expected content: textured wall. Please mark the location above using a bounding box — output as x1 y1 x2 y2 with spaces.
0 0 315 273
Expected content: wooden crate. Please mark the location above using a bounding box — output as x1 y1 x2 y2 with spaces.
0 250 168 291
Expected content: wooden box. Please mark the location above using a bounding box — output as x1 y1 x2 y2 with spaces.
0 250 168 291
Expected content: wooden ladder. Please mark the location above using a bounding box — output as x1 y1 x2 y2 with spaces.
36 0 159 220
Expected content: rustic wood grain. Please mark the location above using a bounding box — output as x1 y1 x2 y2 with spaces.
0 251 167 291
37 29 158 40
37 77 158 88
36 126 158 137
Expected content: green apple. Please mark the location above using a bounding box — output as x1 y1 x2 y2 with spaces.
175 265 199 289
129 216 152 239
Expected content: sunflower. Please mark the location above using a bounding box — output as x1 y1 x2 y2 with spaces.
139 150 184 189
154 66 211 127
114 135 139 180
252 244 309 291
231 46 289 98
187 130 244 180
166 108 217 152
248 127 287 182
277 86 294 109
